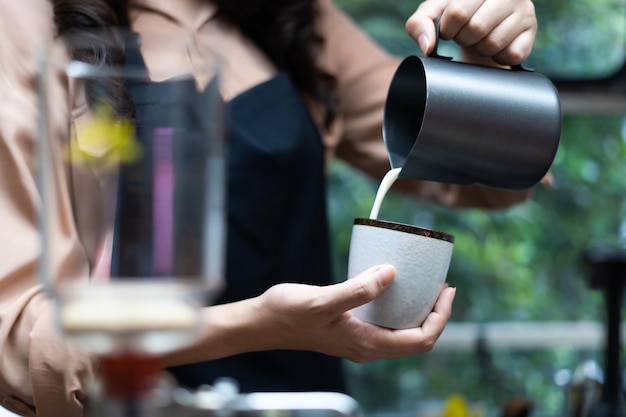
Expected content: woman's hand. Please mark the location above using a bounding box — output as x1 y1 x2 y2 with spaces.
254 265 456 363
406 0 537 66
162 265 455 367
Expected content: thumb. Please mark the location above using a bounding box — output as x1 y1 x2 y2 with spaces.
323 265 396 314
406 0 446 55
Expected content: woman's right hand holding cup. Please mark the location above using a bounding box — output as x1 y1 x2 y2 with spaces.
251 264 456 362
163 265 455 367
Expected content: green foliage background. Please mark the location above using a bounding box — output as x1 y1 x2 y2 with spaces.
326 1 626 416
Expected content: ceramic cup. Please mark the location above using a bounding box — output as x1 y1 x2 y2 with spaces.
348 218 454 329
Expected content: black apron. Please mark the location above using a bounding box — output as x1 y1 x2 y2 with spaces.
170 72 346 393
117 41 346 393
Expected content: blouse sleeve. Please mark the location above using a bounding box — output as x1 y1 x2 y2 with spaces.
315 0 534 209
0 1 96 416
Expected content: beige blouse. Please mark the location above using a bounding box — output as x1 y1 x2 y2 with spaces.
0 0 532 415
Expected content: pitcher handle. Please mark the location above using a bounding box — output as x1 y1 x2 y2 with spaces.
428 17 453 61
429 17 533 72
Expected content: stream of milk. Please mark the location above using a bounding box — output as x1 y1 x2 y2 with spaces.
368 167 402 219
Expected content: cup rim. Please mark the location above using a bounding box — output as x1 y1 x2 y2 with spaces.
354 218 454 243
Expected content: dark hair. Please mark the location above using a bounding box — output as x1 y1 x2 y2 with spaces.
51 0 133 117
51 0 337 129
213 0 338 128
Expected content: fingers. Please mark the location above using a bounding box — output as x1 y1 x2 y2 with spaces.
343 286 457 362
406 1 447 55
460 8 535 65
322 265 396 314
491 26 535 66
417 286 456 345
380 286 456 355
405 0 537 65
540 172 555 188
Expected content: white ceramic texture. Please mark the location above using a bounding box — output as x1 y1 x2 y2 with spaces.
349 222 453 329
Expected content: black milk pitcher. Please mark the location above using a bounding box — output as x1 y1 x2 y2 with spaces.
383 21 562 190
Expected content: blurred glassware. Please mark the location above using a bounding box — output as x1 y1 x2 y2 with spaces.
36 28 227 356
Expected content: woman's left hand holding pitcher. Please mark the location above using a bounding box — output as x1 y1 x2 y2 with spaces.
406 0 538 66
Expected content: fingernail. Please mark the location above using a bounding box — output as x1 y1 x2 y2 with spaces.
418 33 430 55
374 265 395 287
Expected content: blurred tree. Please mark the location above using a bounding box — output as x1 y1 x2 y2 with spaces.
328 0 626 415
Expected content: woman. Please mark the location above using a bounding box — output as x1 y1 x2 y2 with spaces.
0 0 538 415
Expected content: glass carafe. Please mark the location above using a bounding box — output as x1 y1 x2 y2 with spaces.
36 27 227 393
